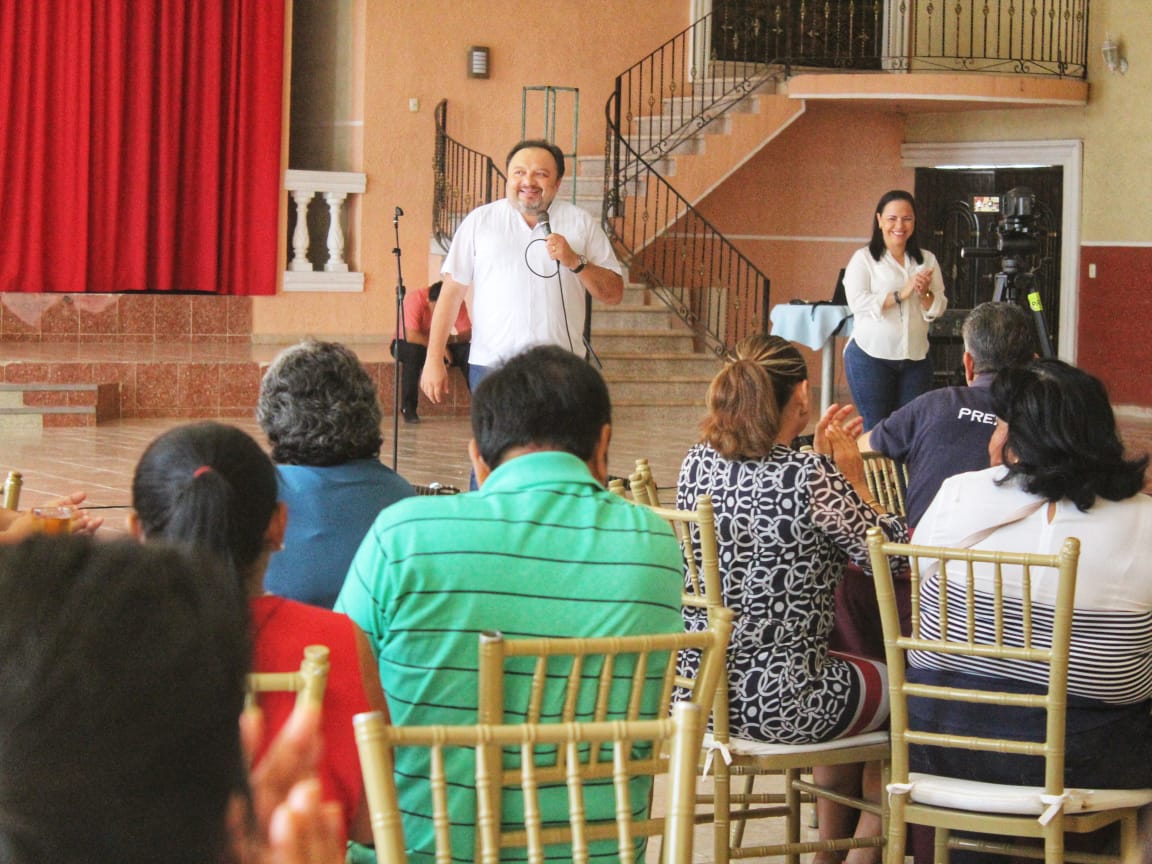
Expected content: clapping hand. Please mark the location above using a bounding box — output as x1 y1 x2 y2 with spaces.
813 404 864 456
227 703 345 864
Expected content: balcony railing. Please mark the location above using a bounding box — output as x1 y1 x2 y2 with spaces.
283 170 366 293
433 100 506 253
709 0 1089 77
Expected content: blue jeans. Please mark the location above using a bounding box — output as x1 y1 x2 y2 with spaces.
468 364 491 392
844 339 933 431
466 365 492 490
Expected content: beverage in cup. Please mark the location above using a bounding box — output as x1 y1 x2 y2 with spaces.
32 506 75 535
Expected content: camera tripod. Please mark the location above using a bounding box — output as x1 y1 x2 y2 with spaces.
991 258 1055 359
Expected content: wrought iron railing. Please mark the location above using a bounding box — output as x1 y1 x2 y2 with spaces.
604 1 1088 353
604 15 774 355
432 100 505 253
710 0 1089 78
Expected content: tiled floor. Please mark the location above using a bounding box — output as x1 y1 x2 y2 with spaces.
6 405 1150 527
1 407 707 535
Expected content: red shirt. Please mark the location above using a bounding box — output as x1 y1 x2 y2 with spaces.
249 595 372 840
403 285 471 338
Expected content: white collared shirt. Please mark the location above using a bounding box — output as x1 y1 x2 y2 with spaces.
442 199 621 366
843 246 947 360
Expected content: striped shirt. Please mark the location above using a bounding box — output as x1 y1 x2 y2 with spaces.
336 451 683 863
911 467 1152 705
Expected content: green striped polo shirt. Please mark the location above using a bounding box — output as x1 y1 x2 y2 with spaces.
336 450 683 863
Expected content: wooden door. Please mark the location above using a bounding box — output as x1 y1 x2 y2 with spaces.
915 167 1063 376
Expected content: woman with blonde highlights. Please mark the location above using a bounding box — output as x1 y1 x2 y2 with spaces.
679 334 908 864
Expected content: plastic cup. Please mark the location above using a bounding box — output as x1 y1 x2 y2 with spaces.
32 506 75 535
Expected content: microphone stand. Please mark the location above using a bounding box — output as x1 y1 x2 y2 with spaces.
391 207 406 470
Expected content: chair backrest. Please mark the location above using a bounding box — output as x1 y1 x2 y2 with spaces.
475 616 730 857
478 610 732 728
865 526 1081 795
641 494 722 617
861 452 908 516
245 644 330 713
630 458 663 507
413 482 462 496
355 701 703 864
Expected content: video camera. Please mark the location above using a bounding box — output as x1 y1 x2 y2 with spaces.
960 186 1054 357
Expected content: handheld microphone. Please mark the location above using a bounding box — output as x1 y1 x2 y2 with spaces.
538 210 551 235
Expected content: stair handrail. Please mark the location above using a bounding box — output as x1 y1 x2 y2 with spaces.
603 102 770 358
433 99 506 253
609 12 785 172
604 12 775 355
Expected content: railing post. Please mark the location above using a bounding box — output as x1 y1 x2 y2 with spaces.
323 191 349 273
283 170 366 292
289 189 314 272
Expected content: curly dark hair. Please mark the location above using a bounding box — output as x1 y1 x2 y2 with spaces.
991 359 1148 510
257 340 383 465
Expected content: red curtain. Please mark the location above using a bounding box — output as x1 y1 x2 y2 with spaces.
0 1 284 295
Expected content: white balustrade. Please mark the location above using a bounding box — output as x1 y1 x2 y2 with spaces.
283 170 367 292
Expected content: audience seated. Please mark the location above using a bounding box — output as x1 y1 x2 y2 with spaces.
257 340 414 608
910 358 1152 789
676 334 908 864
335 345 684 862
0 535 343 864
859 300 1036 529
130 421 388 847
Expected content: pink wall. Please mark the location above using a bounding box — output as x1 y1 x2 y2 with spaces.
360 3 681 294
698 103 912 304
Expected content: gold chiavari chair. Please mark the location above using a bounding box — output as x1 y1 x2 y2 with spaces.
244 643 330 713
867 527 1152 864
355 702 705 864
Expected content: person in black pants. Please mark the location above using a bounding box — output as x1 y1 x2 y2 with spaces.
392 281 471 422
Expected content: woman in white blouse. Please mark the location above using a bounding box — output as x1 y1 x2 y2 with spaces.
843 190 947 429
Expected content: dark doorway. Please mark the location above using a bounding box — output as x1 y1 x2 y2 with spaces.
915 166 1063 385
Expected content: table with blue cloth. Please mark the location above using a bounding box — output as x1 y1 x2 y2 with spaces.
769 303 854 415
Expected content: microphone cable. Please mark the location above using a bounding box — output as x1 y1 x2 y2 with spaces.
523 210 575 353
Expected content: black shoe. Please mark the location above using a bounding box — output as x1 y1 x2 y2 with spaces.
402 409 420 424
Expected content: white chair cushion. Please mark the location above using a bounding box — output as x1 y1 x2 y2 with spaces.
897 773 1152 816
704 730 889 756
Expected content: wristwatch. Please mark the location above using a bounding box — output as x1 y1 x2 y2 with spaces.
570 254 587 274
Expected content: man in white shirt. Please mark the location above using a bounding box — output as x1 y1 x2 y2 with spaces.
420 140 623 403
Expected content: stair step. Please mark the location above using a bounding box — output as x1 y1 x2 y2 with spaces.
0 382 120 427
592 329 697 354
597 352 723 377
628 114 731 139
592 304 680 330
600 374 712 404
625 133 705 158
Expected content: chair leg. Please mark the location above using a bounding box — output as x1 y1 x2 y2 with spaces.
713 759 731 864
1119 810 1141 864
933 827 950 864
730 773 755 848
1042 820 1064 864
784 767 802 864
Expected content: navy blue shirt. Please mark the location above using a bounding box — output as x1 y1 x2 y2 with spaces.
866 373 998 529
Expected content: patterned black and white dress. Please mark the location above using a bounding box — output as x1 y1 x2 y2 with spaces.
678 443 908 744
